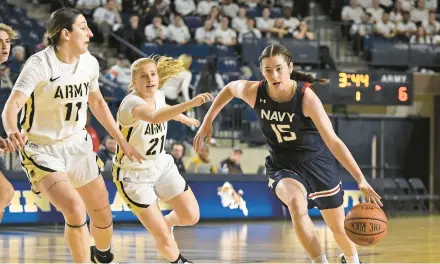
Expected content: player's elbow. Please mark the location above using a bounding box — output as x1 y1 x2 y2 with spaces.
325 136 343 152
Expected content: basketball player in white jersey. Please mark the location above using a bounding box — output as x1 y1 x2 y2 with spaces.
113 56 213 264
0 24 19 223
1 8 143 263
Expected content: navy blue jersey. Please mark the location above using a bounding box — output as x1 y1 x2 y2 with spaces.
253 80 327 164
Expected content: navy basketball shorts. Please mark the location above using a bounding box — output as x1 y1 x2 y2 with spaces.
266 152 344 210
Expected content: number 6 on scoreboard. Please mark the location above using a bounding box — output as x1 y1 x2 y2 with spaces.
271 124 296 143
398 86 408 102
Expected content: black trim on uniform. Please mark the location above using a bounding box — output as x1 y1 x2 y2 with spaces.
183 182 189 192
115 168 150 208
27 92 35 132
21 149 56 173
20 102 27 127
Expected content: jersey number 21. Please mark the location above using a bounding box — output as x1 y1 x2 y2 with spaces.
146 135 165 155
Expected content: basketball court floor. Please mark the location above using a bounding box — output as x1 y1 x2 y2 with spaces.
0 215 438 263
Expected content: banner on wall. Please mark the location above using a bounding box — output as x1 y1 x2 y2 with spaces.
1 179 365 224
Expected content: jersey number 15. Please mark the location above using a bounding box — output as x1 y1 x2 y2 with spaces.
271 124 296 143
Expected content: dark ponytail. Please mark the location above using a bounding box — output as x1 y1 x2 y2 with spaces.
290 69 329 85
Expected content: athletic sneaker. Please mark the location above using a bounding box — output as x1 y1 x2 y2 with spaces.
90 246 118 263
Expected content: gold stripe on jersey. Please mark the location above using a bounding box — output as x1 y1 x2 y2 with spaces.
112 165 149 213
20 92 35 132
115 125 134 163
19 149 55 184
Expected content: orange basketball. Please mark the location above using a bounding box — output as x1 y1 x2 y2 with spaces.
344 203 387 246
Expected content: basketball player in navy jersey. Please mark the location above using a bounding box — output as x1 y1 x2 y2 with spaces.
0 23 19 223
194 44 382 264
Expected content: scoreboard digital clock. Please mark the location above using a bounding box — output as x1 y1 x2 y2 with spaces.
312 71 413 106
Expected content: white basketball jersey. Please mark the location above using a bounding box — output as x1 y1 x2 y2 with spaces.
114 90 168 169
13 46 99 143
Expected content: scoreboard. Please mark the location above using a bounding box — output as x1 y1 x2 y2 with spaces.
310 71 413 106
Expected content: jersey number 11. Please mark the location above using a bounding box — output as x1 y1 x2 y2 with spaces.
65 102 82 121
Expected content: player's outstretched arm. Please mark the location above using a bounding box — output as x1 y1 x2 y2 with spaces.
193 80 258 152
172 113 200 127
133 93 213 124
302 88 382 206
89 89 144 163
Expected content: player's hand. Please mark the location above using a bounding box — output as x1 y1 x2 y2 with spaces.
6 132 27 151
118 140 144 164
358 179 383 207
193 122 212 153
0 137 14 153
190 93 214 107
181 117 200 127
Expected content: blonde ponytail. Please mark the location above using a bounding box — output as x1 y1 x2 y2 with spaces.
128 55 186 93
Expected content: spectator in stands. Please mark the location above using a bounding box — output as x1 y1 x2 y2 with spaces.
411 0 429 23
341 0 364 23
195 20 216 45
162 54 192 105
93 0 122 47
350 12 374 54
379 0 394 12
221 0 240 18
399 0 415 11
97 136 117 172
231 6 248 33
242 0 259 8
186 144 218 173
145 16 168 45
272 18 290 39
238 17 262 43
141 0 171 26
7 45 25 76
390 0 403 23
206 6 222 29
35 32 49 53
119 15 144 61
0 65 13 89
282 6 300 33
170 142 186 174
76 0 105 17
219 147 243 174
174 0 197 16
424 0 438 11
167 14 191 44
423 11 440 36
86 111 101 152
197 0 218 16
375 12 397 39
293 21 316 40
410 25 431 43
194 58 225 121
396 11 417 41
214 16 237 46
109 54 131 88
256 7 275 37
367 0 384 23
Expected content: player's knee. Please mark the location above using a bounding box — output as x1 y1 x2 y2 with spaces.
286 196 308 217
61 200 87 224
181 210 200 226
